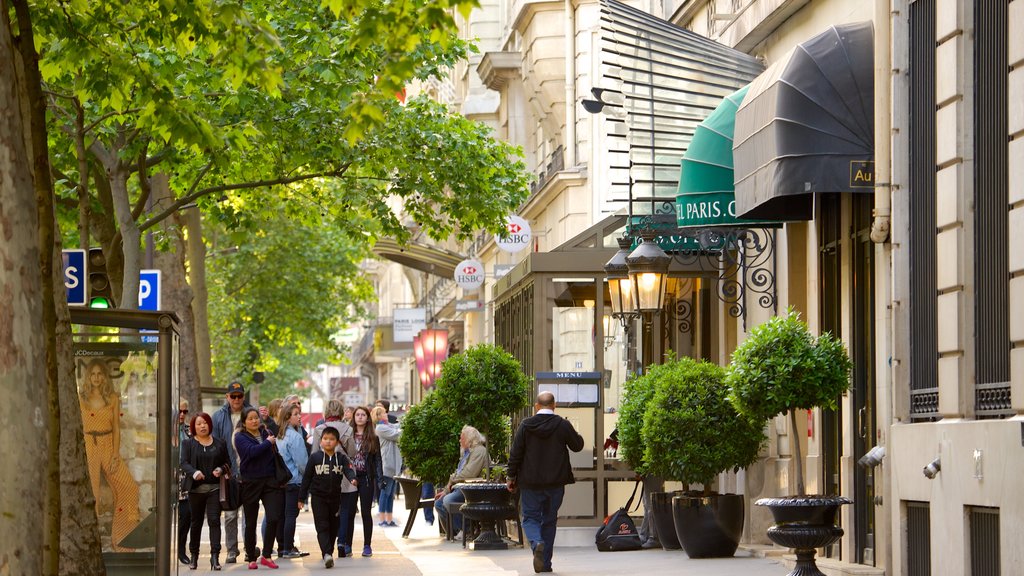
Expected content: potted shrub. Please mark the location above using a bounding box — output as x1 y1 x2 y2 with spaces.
726 309 853 576
616 362 683 550
399 392 463 487
433 343 531 549
641 357 765 558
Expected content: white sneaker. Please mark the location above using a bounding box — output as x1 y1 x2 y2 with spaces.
323 554 334 568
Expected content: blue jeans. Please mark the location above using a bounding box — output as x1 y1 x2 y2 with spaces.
378 477 397 514
519 487 564 570
421 482 435 523
434 488 466 536
280 484 301 552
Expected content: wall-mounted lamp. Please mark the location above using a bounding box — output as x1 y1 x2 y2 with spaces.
605 236 640 329
626 233 671 314
923 456 941 479
857 445 886 469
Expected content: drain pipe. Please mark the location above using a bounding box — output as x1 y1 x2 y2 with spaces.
564 0 576 168
871 0 892 244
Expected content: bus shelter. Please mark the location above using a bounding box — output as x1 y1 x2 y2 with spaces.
71 308 179 575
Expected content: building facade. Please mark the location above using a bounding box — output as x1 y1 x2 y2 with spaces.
343 0 1023 573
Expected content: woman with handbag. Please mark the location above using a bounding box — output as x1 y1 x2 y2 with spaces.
180 412 231 570
233 407 286 569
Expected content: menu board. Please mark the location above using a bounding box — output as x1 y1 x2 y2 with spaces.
534 371 602 407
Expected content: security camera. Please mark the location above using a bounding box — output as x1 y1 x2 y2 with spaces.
922 457 941 479
858 445 886 469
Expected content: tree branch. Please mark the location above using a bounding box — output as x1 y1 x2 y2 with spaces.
138 163 353 232
83 107 144 134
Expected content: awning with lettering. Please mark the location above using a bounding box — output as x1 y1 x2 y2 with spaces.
732 22 875 221
675 84 775 229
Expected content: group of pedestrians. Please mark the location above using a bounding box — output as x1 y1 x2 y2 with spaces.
178 384 407 570
177 385 584 575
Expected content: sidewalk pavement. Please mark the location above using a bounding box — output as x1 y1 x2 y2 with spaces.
191 492 789 575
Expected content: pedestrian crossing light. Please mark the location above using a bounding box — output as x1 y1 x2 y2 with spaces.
88 247 117 308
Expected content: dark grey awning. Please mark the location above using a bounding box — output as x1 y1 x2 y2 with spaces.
733 22 875 221
371 239 464 278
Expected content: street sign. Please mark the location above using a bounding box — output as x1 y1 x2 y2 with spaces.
62 249 87 306
139 270 161 310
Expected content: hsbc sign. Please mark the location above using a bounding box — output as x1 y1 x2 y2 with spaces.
496 215 532 253
454 259 485 290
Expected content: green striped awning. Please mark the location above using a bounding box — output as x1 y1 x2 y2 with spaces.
675 84 768 228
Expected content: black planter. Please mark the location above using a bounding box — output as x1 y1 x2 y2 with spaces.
650 491 683 550
671 493 744 558
455 482 516 551
756 496 852 576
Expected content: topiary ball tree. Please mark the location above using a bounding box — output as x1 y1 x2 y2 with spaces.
433 344 531 464
398 392 463 486
726 308 852 496
616 364 662 476
641 357 765 495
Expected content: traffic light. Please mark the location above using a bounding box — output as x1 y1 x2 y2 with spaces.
88 247 116 308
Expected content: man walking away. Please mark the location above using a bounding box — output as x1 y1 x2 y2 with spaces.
211 381 249 563
507 391 584 573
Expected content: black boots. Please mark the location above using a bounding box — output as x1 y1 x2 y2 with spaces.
188 555 198 570
178 551 191 565
210 554 221 571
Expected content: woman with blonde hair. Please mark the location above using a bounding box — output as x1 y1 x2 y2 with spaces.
372 406 402 527
79 358 141 552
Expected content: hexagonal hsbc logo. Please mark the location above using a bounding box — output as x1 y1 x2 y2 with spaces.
496 215 532 253
454 259 485 290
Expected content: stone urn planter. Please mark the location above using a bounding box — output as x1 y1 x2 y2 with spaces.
756 496 852 576
455 482 516 551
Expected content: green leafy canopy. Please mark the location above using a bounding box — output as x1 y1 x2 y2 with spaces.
641 358 764 490
398 392 463 486
726 308 853 422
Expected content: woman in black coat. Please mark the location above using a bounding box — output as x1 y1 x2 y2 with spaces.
180 412 231 570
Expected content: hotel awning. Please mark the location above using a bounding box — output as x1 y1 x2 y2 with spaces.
733 22 875 221
371 238 464 278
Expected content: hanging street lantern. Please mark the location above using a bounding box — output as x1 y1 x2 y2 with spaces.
626 233 671 314
413 335 431 388
604 236 640 327
418 326 449 387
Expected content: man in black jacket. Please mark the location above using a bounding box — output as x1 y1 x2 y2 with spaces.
507 391 584 573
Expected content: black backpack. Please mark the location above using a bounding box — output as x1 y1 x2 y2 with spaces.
595 480 643 551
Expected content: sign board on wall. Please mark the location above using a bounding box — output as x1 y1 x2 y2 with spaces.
534 371 602 407
62 249 87 306
393 307 427 343
454 259 485 290
495 215 532 253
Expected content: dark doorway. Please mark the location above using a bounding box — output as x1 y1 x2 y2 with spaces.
818 195 843 561
851 195 877 564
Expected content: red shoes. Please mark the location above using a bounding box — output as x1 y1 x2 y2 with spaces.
259 556 279 569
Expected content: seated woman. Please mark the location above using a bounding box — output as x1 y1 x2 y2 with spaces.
433 425 489 538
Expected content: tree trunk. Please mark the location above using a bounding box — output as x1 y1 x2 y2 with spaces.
790 409 805 496
0 4 48 571
184 206 213 391
107 166 139 309
151 174 199 405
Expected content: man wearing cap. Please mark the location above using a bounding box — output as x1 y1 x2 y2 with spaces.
212 381 251 563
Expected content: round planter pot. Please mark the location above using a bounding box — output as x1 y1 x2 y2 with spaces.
756 496 852 576
455 482 515 551
650 491 684 550
671 493 744 558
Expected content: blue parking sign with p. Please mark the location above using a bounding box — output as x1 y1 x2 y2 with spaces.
62 250 87 306
139 270 161 311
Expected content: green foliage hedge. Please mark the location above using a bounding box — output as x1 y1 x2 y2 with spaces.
641 357 765 490
726 309 852 422
616 366 660 475
400 344 530 482
398 393 462 486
